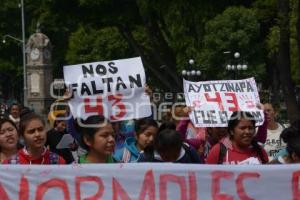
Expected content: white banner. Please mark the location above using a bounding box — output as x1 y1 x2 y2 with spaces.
63 57 152 121
0 164 300 200
183 78 264 127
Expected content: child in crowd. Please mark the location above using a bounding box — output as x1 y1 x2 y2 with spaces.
0 119 19 163
206 111 268 165
138 128 203 163
75 115 116 163
4 112 65 164
114 118 158 162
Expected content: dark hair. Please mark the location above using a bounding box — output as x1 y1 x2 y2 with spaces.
280 119 300 158
154 129 182 154
9 103 20 112
19 112 45 136
228 111 256 133
0 118 18 132
0 118 20 152
20 107 33 119
227 111 267 164
265 102 280 111
53 114 66 128
135 118 158 136
75 115 111 150
157 121 176 133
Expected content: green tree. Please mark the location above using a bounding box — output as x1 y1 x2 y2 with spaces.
201 6 263 80
66 26 133 64
277 0 300 121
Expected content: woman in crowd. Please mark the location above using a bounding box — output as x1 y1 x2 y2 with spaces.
138 128 203 163
4 112 66 164
176 105 268 160
206 111 268 164
46 114 76 164
269 119 300 164
114 118 158 162
0 119 19 163
76 115 116 163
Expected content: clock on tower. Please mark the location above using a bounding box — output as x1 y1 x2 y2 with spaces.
26 30 53 116
30 48 40 61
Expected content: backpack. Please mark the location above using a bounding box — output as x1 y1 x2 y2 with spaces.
218 143 227 164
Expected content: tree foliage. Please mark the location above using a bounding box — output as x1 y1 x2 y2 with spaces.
201 6 263 80
0 0 299 120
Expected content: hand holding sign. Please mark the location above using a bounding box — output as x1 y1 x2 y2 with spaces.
183 78 264 127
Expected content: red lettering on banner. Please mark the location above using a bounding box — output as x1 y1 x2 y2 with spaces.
188 172 198 200
108 94 126 120
112 178 130 200
159 174 187 200
138 170 155 200
75 176 104 200
292 171 300 200
205 92 224 111
236 172 260 200
0 183 9 200
224 93 239 111
84 97 103 115
35 178 70 200
211 171 234 200
19 175 29 200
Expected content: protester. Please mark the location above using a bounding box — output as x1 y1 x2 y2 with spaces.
206 111 268 164
4 112 66 164
0 103 8 119
138 128 203 163
75 115 116 163
175 106 206 154
8 103 21 127
0 118 19 163
269 119 300 164
157 121 176 133
46 114 76 164
177 105 268 160
114 118 158 162
263 103 286 160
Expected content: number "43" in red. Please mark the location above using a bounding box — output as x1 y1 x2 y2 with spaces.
84 94 126 120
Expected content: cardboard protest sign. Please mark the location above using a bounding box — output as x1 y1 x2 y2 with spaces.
0 163 299 199
63 57 152 121
183 77 264 127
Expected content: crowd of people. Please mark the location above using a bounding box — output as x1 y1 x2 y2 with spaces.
0 100 299 166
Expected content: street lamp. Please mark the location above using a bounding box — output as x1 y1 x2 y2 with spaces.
181 59 202 81
224 51 247 79
2 35 23 43
2 0 27 107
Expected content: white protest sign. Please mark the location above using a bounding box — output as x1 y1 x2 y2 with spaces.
63 57 152 121
56 134 74 149
0 163 300 200
183 77 264 127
